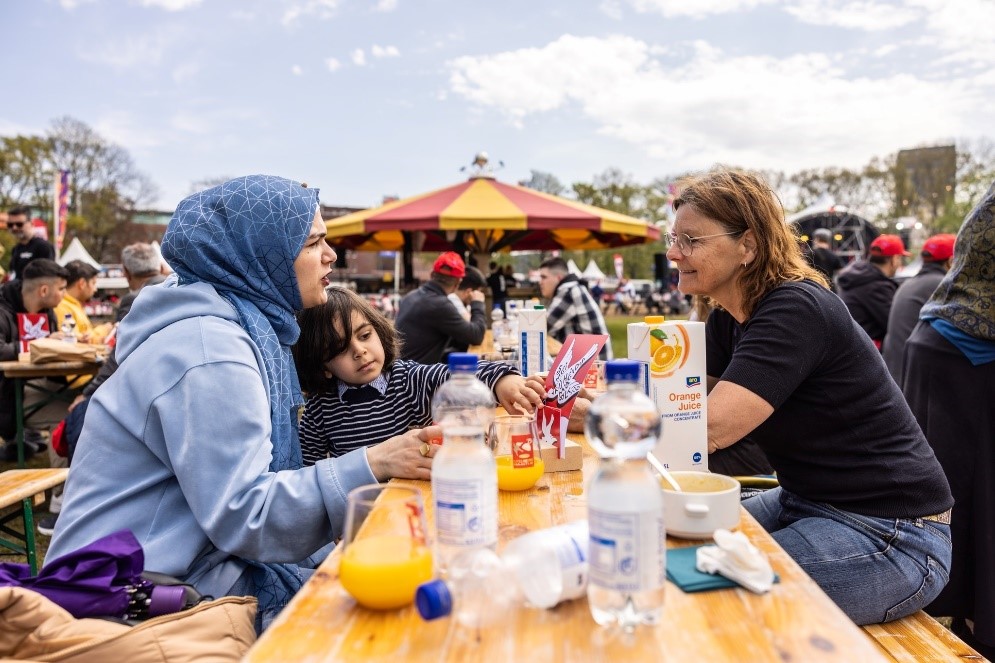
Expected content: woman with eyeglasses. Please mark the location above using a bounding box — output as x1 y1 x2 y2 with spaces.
670 169 952 625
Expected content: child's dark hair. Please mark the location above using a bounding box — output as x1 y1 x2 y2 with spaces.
294 287 400 394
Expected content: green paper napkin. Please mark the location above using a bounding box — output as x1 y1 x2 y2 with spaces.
666 545 780 593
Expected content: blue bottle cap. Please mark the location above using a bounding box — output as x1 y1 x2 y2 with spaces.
605 359 641 383
447 352 478 373
415 579 453 621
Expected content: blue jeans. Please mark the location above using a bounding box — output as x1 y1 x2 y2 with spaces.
744 487 952 625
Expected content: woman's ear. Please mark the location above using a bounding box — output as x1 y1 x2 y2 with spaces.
741 229 758 264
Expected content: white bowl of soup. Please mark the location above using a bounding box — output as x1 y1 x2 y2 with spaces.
661 471 741 539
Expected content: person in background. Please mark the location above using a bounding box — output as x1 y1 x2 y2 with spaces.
837 234 907 349
7 206 55 282
395 252 486 364
53 261 99 343
882 233 956 384
295 287 539 467
115 243 169 322
539 257 612 360
672 168 951 625
502 263 517 287
807 228 846 289
48 175 432 631
0 259 67 460
447 265 487 322
487 261 507 313
902 183 995 659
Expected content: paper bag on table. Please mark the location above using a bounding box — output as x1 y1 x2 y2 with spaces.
29 337 103 364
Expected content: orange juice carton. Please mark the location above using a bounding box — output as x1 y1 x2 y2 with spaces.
518 306 548 377
626 317 707 471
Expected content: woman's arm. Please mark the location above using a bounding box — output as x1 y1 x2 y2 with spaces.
706 380 774 454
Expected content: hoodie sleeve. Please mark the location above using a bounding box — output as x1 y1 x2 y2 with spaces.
156 360 376 563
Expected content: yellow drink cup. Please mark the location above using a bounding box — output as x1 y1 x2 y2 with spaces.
488 414 544 492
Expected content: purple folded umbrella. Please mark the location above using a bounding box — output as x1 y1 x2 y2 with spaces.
0 529 177 619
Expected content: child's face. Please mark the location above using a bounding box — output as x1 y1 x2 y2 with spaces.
324 310 385 386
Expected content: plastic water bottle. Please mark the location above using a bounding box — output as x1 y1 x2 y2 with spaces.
585 359 666 631
416 520 589 626
60 313 77 344
431 353 498 574
490 308 510 349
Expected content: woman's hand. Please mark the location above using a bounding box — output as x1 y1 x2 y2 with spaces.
365 425 442 482
495 375 543 415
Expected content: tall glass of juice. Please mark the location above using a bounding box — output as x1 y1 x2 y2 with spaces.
340 484 433 610
488 414 545 491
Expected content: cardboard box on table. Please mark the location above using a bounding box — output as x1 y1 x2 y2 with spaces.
627 319 708 471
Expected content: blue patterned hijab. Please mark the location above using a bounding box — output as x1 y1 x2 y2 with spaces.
161 175 317 472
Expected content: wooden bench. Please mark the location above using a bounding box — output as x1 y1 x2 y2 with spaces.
0 468 69 574
864 611 986 662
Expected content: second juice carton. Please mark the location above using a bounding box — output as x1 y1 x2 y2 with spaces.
627 317 707 471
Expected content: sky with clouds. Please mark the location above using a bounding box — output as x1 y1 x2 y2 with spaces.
2 0 993 211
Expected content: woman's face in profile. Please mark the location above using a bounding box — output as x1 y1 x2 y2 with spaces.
295 210 337 308
667 205 745 302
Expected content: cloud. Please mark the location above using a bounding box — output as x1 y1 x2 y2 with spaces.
291 64 304 76
784 0 922 31
325 57 342 72
79 32 172 70
171 62 200 83
351 48 366 66
136 0 204 10
907 0 995 66
599 0 624 19
620 0 775 19
374 0 398 12
447 34 984 174
93 111 166 151
371 44 400 58
58 0 97 9
282 0 340 26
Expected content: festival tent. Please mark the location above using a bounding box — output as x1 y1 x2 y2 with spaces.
566 259 582 276
57 238 101 270
582 259 607 281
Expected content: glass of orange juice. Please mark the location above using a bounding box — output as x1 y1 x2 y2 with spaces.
340 484 434 610
487 414 545 491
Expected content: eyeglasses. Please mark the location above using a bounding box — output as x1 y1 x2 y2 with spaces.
664 231 741 256
6 222 24 229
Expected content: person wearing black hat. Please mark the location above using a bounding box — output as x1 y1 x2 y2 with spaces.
807 228 846 289
395 252 487 364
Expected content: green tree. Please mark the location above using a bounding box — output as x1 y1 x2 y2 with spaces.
519 170 565 196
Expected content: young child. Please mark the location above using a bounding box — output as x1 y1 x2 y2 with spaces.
294 287 541 465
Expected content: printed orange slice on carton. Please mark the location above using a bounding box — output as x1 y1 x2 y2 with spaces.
649 324 692 377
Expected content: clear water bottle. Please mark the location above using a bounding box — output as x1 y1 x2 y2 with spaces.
431 353 498 574
60 313 78 344
490 308 509 349
416 520 589 626
585 359 665 631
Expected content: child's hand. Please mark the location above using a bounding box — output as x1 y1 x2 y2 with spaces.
495 375 543 415
365 425 442 482
524 374 548 401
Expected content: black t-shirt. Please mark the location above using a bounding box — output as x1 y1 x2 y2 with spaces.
706 280 952 518
10 238 56 280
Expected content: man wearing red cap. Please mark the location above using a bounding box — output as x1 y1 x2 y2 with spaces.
837 234 909 348
395 251 487 364
882 233 956 383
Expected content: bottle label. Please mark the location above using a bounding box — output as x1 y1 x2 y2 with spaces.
588 508 665 593
434 478 496 547
554 523 589 601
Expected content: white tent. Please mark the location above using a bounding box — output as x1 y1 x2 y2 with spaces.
566 259 582 276
582 259 606 281
57 237 101 269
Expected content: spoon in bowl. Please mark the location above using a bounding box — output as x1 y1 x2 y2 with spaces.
647 452 682 492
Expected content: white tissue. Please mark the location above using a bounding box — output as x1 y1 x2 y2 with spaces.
695 529 775 594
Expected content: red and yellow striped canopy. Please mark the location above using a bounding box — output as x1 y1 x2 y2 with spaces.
326 176 660 253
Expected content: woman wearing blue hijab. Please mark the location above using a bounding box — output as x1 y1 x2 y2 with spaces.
49 176 440 630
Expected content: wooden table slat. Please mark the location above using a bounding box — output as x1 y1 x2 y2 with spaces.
0 469 70 509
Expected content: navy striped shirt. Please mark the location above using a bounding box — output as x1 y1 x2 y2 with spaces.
299 359 518 465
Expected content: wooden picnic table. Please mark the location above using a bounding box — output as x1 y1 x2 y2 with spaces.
0 358 101 467
247 428 894 663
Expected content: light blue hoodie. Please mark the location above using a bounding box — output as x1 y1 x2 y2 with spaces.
48 177 377 603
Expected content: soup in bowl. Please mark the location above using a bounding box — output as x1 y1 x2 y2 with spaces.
661 471 740 539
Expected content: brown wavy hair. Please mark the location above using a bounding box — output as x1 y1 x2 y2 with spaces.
293 287 400 395
673 169 828 318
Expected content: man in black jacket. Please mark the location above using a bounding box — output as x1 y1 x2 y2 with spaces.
395 252 486 364
0 259 68 460
882 233 955 383
837 234 907 349
6 206 56 281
